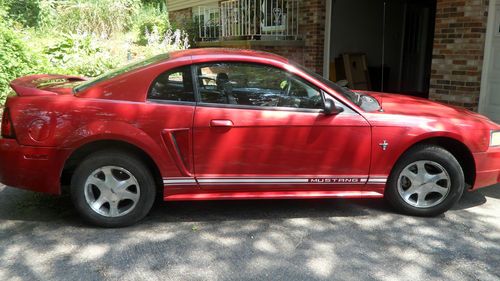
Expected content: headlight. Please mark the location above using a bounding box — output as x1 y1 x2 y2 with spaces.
490 131 500 147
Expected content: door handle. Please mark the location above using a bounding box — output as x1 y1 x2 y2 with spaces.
210 119 234 127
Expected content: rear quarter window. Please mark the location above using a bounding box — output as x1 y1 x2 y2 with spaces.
148 66 195 102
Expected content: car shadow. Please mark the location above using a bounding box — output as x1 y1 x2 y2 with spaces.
451 190 487 210
480 184 500 199
0 184 496 226
451 184 499 211
0 185 393 225
144 197 391 224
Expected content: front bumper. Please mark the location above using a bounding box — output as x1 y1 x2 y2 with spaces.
0 138 70 194
473 146 500 190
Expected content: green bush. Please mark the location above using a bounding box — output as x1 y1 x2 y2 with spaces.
135 3 170 45
0 29 30 104
56 0 142 36
0 0 190 107
1 0 56 29
0 8 48 105
3 0 41 27
44 33 119 77
141 0 165 5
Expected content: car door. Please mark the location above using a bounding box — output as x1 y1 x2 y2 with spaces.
192 62 371 190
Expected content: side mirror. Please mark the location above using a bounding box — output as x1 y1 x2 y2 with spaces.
323 99 344 115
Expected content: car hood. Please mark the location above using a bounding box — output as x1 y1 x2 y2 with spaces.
356 91 500 131
359 91 492 122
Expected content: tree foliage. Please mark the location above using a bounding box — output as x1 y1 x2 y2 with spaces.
0 0 191 106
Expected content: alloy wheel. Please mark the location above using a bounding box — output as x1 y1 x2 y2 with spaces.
397 160 451 208
84 166 140 217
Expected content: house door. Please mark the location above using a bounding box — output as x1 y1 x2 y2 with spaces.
480 0 500 123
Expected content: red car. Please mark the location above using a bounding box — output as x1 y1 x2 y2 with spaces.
1 49 499 227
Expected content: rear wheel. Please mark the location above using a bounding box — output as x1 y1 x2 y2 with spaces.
385 145 465 216
71 151 156 227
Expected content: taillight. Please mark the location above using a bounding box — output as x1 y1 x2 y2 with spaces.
1 108 15 139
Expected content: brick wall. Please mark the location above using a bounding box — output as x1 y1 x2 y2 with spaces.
299 0 326 74
429 0 489 111
264 46 306 66
227 0 326 75
169 7 193 29
228 45 306 66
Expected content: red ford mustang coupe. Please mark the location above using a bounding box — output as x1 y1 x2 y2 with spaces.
1 49 499 227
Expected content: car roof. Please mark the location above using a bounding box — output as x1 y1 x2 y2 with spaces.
169 48 290 64
74 48 291 97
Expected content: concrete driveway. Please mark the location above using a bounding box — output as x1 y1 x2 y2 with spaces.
0 184 499 281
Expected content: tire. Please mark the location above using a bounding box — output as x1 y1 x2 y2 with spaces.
71 150 156 227
385 145 465 217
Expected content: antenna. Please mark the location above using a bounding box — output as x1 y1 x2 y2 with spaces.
381 0 387 92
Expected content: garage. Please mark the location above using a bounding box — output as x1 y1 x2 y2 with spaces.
169 0 495 121
328 0 437 99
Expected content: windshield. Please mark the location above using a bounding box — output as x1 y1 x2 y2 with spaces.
293 63 362 106
73 53 170 93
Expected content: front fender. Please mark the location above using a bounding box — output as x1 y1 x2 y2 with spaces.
369 127 479 177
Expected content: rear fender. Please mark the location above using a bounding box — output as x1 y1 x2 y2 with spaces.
60 121 176 178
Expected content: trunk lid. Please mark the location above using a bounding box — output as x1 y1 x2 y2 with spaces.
10 74 86 96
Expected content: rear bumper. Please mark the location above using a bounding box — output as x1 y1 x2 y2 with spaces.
0 138 69 194
473 147 500 190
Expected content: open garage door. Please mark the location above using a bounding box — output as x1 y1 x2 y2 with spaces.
329 0 436 98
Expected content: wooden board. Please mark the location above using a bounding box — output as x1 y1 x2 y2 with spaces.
342 53 371 90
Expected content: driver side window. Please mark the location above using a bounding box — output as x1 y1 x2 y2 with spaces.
196 63 323 110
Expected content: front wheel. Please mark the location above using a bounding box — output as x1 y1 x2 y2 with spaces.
385 145 465 217
71 151 156 227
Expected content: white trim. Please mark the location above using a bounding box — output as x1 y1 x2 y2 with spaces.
163 178 197 185
367 179 387 184
479 0 497 115
163 176 387 186
167 0 218 12
197 180 370 185
197 175 368 179
367 176 388 184
322 0 332 79
198 178 308 183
